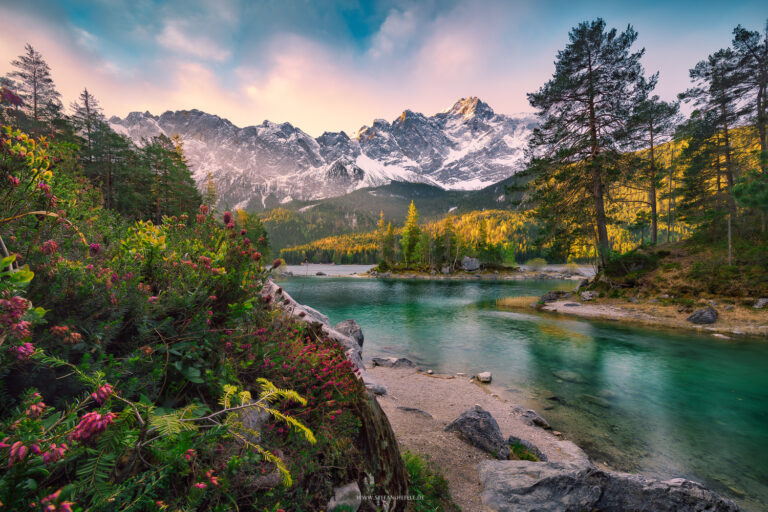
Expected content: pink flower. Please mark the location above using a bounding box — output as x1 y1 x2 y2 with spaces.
41 240 58 255
10 342 35 360
69 412 116 443
8 175 19 187
194 482 207 489
222 211 232 225
89 243 101 255
91 384 114 405
184 449 196 461
26 400 46 418
42 443 68 464
148 296 159 304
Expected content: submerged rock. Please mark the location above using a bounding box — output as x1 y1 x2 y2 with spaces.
552 370 585 384
445 405 510 459
687 307 718 325
327 482 362 511
513 406 551 429
479 460 739 512
334 319 364 348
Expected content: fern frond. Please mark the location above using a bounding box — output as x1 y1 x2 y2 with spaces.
264 407 316 445
149 411 197 436
230 430 292 487
256 378 307 406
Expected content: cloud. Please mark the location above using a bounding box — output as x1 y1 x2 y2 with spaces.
157 20 232 62
368 7 420 59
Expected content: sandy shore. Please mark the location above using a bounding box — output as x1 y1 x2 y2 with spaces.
369 366 592 512
498 296 768 339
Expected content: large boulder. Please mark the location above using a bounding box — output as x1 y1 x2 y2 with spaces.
541 290 567 303
479 460 740 512
462 256 481 271
445 406 510 459
334 319 364 348
686 307 718 325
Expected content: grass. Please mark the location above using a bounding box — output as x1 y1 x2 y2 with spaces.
402 451 461 512
509 442 541 462
496 296 541 309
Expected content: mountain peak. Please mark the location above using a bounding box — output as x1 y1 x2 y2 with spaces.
447 96 494 119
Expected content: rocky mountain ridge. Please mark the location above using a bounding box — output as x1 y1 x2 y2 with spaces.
109 97 536 210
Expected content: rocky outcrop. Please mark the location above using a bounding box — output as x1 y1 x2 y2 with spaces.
445 406 510 459
334 319 364 347
260 279 406 510
687 307 718 324
479 460 740 512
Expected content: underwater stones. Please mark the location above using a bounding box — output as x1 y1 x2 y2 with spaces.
552 370 585 384
513 406 551 429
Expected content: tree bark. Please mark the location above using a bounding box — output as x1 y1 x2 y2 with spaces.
649 121 657 244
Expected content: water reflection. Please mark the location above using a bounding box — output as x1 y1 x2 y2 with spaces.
280 276 768 510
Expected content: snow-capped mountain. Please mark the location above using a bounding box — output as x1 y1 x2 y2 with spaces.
109 97 536 210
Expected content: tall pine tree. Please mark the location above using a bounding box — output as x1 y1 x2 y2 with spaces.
732 21 768 171
400 201 420 267
526 19 647 267
8 44 61 137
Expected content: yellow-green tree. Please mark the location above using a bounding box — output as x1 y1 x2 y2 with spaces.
400 201 420 267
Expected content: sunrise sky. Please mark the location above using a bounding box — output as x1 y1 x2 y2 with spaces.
1 0 767 136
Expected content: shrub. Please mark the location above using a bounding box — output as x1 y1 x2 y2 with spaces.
402 450 459 512
525 257 547 271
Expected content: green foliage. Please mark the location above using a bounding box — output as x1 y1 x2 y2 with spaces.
402 451 459 512
509 442 540 462
525 258 547 271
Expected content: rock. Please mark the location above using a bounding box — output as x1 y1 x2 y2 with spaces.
552 370 585 383
507 435 548 461
723 304 734 311
445 406 510 459
564 302 581 307
456 372 467 377
513 406 551 429
478 460 739 512
316 271 326 276
366 383 387 396
754 298 768 309
540 290 567 303
658 293 670 299
441 265 451 275
396 406 433 418
426 369 434 375
430 269 436 276
462 256 481 271
477 371 492 383
678 305 693 313
580 291 599 301
334 319 364 348
580 393 612 408
371 357 417 369
627 297 639 304
382 271 392 278
686 307 718 325
327 482 362 511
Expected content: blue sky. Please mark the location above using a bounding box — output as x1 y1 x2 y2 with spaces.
1 0 767 135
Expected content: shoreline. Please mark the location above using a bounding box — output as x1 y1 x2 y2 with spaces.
282 268 590 282
497 296 768 339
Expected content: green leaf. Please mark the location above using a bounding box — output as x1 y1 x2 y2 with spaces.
0 254 15 268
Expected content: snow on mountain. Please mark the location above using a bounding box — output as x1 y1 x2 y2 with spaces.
108 97 536 210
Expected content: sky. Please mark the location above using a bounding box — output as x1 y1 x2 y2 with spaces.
1 0 767 137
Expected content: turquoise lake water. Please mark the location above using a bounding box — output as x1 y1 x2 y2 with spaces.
279 276 768 510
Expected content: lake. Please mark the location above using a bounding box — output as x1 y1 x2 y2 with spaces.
279 275 768 511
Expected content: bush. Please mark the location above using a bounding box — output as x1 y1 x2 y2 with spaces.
525 257 547 271
402 451 459 512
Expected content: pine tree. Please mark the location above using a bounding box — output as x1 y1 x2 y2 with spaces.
400 201 421 267
377 210 386 262
627 83 680 243
202 172 218 209
732 21 768 171
8 44 61 137
70 88 104 164
383 222 396 265
526 19 648 267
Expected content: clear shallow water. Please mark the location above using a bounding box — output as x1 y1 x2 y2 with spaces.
279 276 768 510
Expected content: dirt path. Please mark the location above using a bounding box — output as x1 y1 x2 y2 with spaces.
369 366 590 512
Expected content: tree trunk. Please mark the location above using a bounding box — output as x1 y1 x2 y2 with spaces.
586 50 610 268
727 213 732 265
649 122 657 244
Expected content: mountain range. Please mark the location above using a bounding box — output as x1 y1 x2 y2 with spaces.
109 97 536 211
